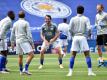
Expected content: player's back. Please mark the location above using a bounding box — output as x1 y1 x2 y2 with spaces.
12 18 31 43
69 15 90 36
0 17 12 39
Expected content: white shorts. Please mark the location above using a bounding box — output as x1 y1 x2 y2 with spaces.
41 41 60 50
59 39 68 47
16 42 33 55
0 39 7 51
71 36 89 52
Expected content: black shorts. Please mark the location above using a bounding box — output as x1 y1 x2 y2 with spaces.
96 34 107 45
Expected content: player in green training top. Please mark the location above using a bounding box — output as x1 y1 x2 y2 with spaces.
38 15 63 69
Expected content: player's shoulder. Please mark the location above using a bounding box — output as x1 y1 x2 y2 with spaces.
1 16 12 24
82 15 90 21
52 22 57 27
41 23 46 28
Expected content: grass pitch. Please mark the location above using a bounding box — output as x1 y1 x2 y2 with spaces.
0 53 107 80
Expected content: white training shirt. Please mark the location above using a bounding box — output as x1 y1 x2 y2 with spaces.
0 16 12 39
58 23 71 40
69 14 91 37
95 11 107 35
10 18 33 45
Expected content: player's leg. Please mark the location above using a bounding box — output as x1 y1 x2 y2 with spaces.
0 54 9 74
16 43 23 74
23 51 34 75
18 55 23 74
21 42 34 75
38 42 47 69
81 36 96 76
0 39 9 72
62 39 68 57
67 51 77 76
57 47 64 68
62 46 67 57
96 35 104 63
67 36 78 76
84 51 96 76
0 50 9 71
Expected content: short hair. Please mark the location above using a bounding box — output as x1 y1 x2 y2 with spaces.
45 15 52 20
77 5 84 14
63 18 67 23
18 11 25 18
7 11 14 17
97 4 104 10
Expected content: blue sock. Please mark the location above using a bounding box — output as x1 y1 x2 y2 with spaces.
40 59 44 65
0 55 6 71
86 56 92 68
2 56 6 70
0 55 3 71
19 64 23 72
58 58 62 64
69 57 75 69
25 63 29 71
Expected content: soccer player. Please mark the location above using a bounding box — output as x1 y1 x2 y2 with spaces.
95 4 107 66
38 15 63 69
67 5 96 76
10 11 34 75
0 11 15 73
58 18 70 57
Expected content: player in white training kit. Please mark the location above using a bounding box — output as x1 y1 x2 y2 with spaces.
67 5 96 76
0 11 15 73
10 11 34 75
58 18 71 57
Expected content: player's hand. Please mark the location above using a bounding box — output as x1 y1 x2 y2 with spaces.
44 39 50 46
32 44 35 49
50 39 54 44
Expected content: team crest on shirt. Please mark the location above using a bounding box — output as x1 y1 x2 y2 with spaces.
21 0 72 18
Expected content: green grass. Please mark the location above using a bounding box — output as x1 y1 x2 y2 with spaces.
0 53 107 80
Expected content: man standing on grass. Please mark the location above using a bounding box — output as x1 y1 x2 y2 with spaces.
67 5 96 76
38 15 63 69
10 11 35 75
58 18 70 57
0 11 15 73
95 4 107 67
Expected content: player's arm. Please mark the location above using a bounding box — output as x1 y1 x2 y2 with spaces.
26 22 35 49
40 27 49 45
68 18 74 39
95 16 101 30
50 26 60 44
0 21 11 39
10 24 16 50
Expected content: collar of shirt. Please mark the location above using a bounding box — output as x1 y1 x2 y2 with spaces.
77 14 83 17
19 18 24 20
98 11 104 15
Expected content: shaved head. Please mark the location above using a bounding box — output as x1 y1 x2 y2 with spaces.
18 11 25 18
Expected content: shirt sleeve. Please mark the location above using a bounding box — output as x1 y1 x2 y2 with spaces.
10 24 16 44
69 18 74 36
86 18 91 31
95 15 101 30
0 21 11 39
26 22 34 45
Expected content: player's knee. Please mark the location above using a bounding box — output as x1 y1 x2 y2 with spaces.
40 51 44 55
97 46 101 50
28 52 34 58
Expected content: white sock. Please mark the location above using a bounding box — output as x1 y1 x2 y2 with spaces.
88 68 92 73
99 57 103 62
69 68 73 73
